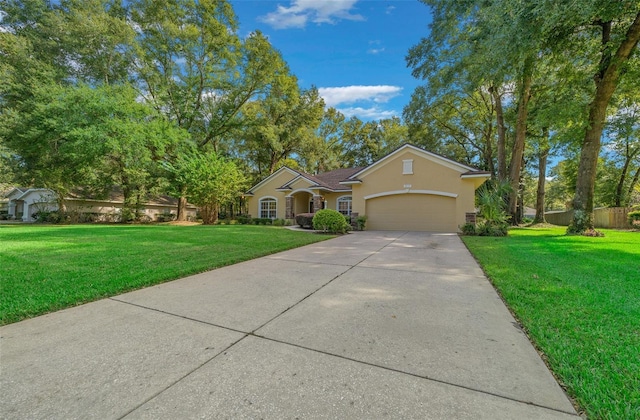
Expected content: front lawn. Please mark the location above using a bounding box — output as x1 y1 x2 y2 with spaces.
462 227 639 419
0 224 331 325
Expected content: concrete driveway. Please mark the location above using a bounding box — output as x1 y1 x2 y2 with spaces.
1 231 579 419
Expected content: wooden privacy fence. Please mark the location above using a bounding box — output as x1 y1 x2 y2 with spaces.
545 207 632 229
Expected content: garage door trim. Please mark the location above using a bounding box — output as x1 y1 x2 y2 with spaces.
364 189 458 200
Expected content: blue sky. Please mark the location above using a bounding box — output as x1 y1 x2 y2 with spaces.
230 0 433 121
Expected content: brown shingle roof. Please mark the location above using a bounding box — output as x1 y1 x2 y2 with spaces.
305 167 364 190
279 167 364 191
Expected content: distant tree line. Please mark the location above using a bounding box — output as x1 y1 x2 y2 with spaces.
0 0 408 223
2 0 638 230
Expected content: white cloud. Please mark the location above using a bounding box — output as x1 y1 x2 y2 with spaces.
385 5 396 15
337 106 399 120
258 0 364 29
318 85 402 107
367 47 385 54
367 40 384 54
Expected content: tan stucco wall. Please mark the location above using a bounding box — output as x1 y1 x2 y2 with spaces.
288 178 313 191
247 170 297 219
321 192 352 213
351 150 481 231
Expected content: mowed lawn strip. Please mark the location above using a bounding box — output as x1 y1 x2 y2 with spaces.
0 224 332 325
462 228 639 419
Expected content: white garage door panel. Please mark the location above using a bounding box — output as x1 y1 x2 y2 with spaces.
366 194 457 232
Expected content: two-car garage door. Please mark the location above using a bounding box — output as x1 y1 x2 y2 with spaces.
366 194 457 232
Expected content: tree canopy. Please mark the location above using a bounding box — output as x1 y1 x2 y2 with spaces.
2 0 638 227
406 0 640 232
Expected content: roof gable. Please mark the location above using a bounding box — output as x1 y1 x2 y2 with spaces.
278 175 316 190
247 167 301 195
5 187 27 199
276 168 363 192
346 144 487 181
6 188 54 201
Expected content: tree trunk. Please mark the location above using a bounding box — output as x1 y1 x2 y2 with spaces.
484 122 496 176
268 152 278 174
517 154 526 223
490 85 507 181
176 185 188 221
199 203 218 225
122 185 133 223
507 56 533 225
534 142 549 224
614 153 632 207
571 13 640 232
571 100 610 231
627 166 640 204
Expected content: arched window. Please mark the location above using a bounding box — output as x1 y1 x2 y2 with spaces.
337 196 352 216
259 197 277 219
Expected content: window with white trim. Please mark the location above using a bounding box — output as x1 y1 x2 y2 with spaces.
259 197 277 219
337 196 352 216
403 159 413 174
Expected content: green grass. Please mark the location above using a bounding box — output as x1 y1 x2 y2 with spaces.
462 227 639 419
0 224 331 325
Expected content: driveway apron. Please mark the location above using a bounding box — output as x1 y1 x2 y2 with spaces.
0 231 579 419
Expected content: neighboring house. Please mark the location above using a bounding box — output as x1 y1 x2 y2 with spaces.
4 187 197 222
5 188 58 221
246 144 491 232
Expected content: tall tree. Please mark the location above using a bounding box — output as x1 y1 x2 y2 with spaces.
238 82 325 175
407 0 550 224
1 0 66 84
165 150 246 224
1 0 133 86
53 0 134 85
602 99 640 207
300 107 348 174
129 0 287 219
489 85 508 181
532 128 550 224
506 55 535 224
560 5 640 232
0 142 16 191
129 0 240 137
404 85 499 174
341 117 408 167
1 83 186 214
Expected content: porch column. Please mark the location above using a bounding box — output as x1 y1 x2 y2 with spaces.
285 196 293 219
313 195 323 213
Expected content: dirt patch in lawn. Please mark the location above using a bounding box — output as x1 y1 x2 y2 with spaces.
167 221 202 226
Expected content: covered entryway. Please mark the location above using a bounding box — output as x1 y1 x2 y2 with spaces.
286 189 324 219
366 193 457 232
